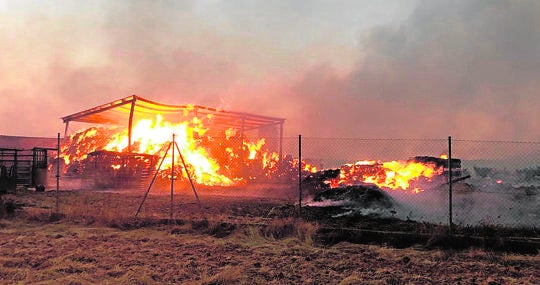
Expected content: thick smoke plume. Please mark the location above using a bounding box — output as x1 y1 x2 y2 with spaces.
1 0 539 142
287 0 540 140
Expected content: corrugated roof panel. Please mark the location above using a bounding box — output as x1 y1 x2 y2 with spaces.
62 95 285 131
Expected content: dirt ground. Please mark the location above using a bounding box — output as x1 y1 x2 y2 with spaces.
0 188 538 284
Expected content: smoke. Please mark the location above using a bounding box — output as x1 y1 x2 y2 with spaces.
307 177 540 227
287 0 540 140
1 0 539 141
0 0 411 136
384 179 539 227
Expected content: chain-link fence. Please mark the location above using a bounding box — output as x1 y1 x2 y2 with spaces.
453 139 540 228
299 137 540 229
12 135 537 231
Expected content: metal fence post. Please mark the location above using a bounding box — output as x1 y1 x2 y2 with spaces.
298 134 302 216
56 133 60 214
448 136 453 234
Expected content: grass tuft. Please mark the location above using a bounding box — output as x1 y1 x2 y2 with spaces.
195 265 244 285
263 218 295 239
338 274 363 285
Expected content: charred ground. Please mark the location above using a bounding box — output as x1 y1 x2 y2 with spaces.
0 187 538 284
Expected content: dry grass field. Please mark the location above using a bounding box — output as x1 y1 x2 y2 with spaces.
0 188 538 284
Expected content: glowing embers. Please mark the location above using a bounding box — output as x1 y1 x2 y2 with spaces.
328 159 444 193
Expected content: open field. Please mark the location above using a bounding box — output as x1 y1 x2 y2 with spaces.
0 188 539 284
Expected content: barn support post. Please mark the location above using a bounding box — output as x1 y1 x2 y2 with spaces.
240 117 246 178
127 98 137 153
448 136 453 235
63 121 70 138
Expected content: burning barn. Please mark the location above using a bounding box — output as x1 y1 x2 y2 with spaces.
61 95 287 189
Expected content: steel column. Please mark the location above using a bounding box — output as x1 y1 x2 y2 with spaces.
127 98 137 153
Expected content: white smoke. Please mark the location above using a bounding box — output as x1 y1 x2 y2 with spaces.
382 178 539 227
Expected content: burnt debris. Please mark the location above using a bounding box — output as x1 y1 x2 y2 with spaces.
302 168 340 190
313 184 395 209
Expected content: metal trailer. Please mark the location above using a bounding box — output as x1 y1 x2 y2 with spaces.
0 147 53 193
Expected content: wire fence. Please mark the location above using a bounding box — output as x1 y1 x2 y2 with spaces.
4 135 538 232
298 137 540 229
452 139 540 228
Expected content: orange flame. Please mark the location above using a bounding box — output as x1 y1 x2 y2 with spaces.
61 114 290 187
101 114 233 186
244 138 266 160
330 159 442 192
61 114 442 192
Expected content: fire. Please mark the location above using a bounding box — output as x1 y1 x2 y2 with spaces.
61 114 290 187
262 152 280 173
225 128 237 139
60 112 443 192
244 139 266 160
61 126 117 165
330 159 443 192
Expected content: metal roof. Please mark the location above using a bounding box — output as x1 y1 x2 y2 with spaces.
61 95 285 132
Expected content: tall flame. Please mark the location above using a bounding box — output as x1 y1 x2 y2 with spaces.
61 114 288 186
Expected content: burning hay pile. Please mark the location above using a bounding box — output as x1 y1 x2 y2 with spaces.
60 96 308 190
303 155 539 228
302 155 464 219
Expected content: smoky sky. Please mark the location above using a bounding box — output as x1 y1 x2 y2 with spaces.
288 0 540 140
0 0 539 141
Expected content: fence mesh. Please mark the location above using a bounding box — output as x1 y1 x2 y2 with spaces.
24 135 540 230
452 140 540 228
299 137 540 229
